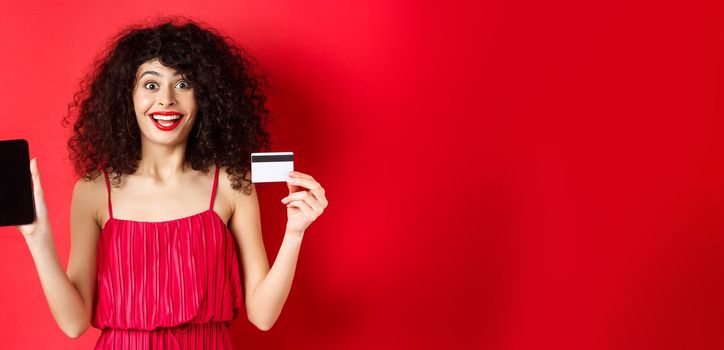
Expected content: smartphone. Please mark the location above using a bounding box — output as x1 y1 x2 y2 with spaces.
0 139 35 226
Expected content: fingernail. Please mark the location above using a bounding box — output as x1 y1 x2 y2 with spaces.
287 179 297 184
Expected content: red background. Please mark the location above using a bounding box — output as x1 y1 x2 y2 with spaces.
1 0 724 349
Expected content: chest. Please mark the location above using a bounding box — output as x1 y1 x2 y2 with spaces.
98 181 233 228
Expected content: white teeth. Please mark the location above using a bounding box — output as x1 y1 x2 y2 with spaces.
151 114 182 121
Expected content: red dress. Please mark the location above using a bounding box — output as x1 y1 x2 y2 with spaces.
92 166 243 349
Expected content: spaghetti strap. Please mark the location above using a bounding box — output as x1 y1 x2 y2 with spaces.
210 165 220 211
102 169 113 219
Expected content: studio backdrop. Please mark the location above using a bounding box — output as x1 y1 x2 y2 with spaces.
1 1 724 349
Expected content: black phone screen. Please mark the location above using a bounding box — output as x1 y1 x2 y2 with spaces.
0 139 35 226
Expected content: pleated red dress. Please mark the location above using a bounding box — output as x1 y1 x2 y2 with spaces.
92 165 243 349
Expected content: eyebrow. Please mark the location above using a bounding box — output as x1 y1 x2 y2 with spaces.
139 70 183 79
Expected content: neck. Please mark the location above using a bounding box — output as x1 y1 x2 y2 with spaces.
136 139 189 181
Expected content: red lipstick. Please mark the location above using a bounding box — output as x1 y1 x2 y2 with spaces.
148 111 184 131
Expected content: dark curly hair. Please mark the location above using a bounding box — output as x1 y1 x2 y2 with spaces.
62 16 273 195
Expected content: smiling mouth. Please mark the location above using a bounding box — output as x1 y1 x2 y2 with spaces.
149 113 184 131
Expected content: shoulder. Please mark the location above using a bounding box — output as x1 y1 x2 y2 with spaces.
72 172 106 201
71 172 107 226
216 166 257 212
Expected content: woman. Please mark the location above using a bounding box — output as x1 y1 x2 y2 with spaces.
16 17 328 348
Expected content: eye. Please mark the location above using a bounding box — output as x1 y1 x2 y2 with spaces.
144 82 158 90
177 80 192 89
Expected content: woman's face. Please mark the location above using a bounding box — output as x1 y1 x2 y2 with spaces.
132 58 197 146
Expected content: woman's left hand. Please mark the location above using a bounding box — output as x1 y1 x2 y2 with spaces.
281 171 329 236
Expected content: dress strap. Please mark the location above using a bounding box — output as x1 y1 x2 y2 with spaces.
210 165 220 211
102 169 113 219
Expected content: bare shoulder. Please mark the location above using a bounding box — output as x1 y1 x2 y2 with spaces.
71 172 107 228
215 166 256 221
217 166 255 203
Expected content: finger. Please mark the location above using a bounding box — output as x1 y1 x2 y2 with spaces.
286 175 327 207
31 158 42 191
287 200 316 220
30 157 37 179
286 181 303 193
283 191 324 213
29 158 47 219
289 171 314 180
282 189 326 208
286 176 321 191
308 187 327 208
301 195 324 214
17 159 43 234
312 189 328 208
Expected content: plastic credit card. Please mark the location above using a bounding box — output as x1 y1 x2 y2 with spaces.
251 152 294 183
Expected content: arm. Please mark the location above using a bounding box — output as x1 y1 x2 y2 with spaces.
19 159 99 338
225 171 303 331
226 168 330 330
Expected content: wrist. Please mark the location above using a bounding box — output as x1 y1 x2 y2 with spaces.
284 228 305 240
25 229 54 251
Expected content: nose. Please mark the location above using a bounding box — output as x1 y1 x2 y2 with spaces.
157 86 176 106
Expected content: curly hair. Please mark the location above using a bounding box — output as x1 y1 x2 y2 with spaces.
62 16 273 195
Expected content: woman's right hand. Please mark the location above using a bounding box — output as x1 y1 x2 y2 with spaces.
16 157 50 239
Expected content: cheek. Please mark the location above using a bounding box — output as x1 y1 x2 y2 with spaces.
132 90 152 107
184 96 197 111
133 96 150 120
